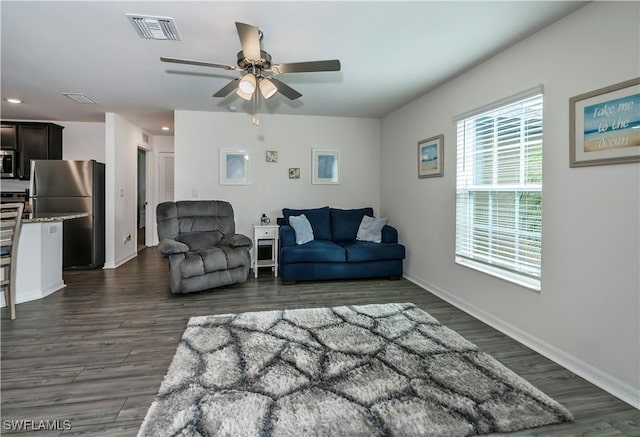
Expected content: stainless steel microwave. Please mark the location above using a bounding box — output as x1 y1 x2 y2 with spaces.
0 150 16 178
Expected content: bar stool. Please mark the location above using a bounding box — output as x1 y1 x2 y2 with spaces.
1 202 24 320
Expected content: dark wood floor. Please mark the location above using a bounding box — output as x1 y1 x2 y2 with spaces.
1 248 638 436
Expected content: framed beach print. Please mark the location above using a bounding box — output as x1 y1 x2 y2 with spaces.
266 150 278 163
289 168 300 179
220 148 251 185
570 77 640 167
312 149 340 184
418 134 444 178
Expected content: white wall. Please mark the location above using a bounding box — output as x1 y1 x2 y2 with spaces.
174 111 381 237
104 113 151 268
149 135 175 245
381 2 639 406
61 121 105 162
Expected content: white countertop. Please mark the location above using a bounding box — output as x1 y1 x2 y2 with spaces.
22 212 89 224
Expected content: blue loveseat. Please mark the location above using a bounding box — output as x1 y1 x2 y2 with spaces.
278 206 405 283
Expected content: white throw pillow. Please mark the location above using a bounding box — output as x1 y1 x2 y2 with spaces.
356 215 388 243
289 214 314 245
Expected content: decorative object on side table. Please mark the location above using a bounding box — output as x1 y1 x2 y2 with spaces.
312 149 340 184
260 214 270 225
252 224 279 278
418 134 444 178
569 77 640 167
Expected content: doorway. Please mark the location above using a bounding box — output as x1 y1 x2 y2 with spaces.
137 148 147 252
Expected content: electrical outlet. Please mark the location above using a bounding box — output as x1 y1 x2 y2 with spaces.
192 188 199 198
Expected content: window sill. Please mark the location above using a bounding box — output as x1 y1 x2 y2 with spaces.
455 256 541 292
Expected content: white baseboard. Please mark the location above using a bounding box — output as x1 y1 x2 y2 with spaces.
106 251 138 269
1 282 66 307
405 273 640 410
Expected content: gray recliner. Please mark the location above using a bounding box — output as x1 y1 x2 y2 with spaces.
156 200 252 294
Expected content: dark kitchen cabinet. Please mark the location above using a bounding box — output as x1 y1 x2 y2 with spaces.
0 124 18 150
0 122 63 179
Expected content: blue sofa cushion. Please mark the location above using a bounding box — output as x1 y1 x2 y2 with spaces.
330 207 374 241
281 240 346 264
338 241 406 263
283 207 332 241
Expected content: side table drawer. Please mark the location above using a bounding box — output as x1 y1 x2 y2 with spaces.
256 228 277 238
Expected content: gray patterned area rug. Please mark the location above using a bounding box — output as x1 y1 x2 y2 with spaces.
138 303 572 436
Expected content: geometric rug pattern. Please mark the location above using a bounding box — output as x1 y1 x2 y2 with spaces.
138 303 573 436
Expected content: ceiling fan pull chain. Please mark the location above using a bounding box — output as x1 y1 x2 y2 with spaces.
252 89 260 126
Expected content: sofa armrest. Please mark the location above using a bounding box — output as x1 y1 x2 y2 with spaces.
157 239 190 257
220 233 253 248
279 225 296 247
381 225 399 244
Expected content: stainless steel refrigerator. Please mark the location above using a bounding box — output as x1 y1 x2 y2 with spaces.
30 160 105 269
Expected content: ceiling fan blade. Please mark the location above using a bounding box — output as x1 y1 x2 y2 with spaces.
270 78 302 100
213 79 239 97
160 56 236 70
235 22 261 61
274 59 341 74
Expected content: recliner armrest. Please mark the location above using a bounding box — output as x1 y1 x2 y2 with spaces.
220 233 253 248
157 239 190 257
381 225 399 244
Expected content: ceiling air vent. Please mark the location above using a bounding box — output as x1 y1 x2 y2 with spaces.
127 14 180 41
62 93 98 104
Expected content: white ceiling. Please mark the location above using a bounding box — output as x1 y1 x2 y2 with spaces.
1 1 587 136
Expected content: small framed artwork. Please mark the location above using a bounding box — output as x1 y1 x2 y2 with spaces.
418 134 444 178
312 149 340 184
266 150 278 163
289 168 300 179
219 148 251 185
570 77 640 167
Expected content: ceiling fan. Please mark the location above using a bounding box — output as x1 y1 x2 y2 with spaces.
160 22 341 107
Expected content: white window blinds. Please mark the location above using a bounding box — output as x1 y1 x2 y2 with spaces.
455 92 543 290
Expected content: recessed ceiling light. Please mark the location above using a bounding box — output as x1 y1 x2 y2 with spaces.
161 126 170 131
6 98 22 104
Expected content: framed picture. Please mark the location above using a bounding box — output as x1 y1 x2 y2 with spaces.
219 148 250 185
288 168 300 179
266 150 278 163
570 77 640 167
312 149 340 184
418 134 444 178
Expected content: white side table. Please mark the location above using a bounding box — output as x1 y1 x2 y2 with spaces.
252 224 279 278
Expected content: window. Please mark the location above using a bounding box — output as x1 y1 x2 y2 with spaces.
455 91 543 290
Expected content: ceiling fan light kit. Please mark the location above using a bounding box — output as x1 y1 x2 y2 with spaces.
236 87 253 101
161 21 341 123
259 78 277 99
238 74 256 94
